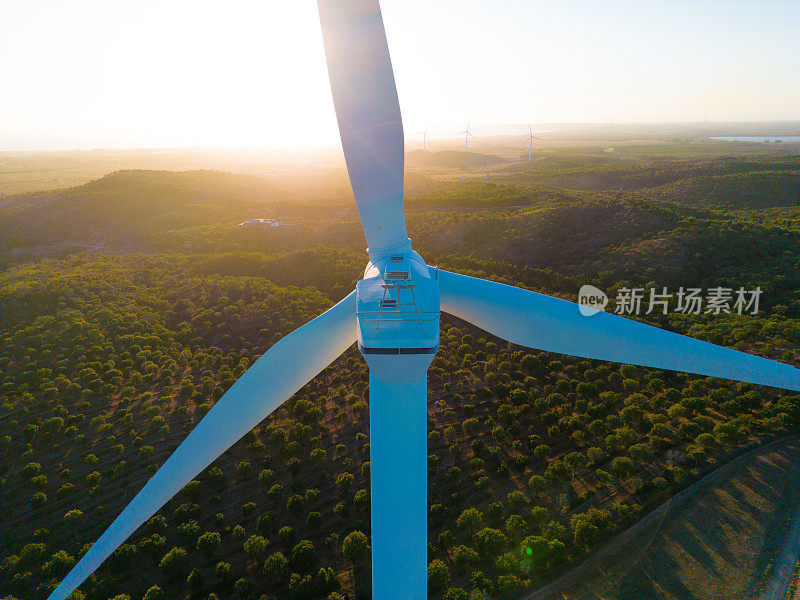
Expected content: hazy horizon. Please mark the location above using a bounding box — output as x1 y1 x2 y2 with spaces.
4 119 800 155
2 0 800 151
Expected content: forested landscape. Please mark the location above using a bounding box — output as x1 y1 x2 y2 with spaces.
1 142 799 600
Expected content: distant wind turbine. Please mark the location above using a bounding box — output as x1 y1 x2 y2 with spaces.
523 124 542 161
459 123 475 153
418 128 430 152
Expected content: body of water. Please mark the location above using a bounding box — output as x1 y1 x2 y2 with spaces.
711 136 800 143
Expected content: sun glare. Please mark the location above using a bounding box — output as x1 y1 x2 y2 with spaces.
1 0 340 150
1 0 799 150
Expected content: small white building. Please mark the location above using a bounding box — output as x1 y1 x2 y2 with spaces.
238 218 285 228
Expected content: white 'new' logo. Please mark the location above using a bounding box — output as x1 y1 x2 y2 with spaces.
578 284 608 316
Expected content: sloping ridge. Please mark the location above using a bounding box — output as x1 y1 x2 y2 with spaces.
0 169 285 249
525 435 800 600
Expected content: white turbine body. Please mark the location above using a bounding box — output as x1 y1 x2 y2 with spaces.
317 0 408 256
354 252 439 598
459 123 475 153
318 3 440 592
45 2 800 600
418 129 429 152
524 124 543 161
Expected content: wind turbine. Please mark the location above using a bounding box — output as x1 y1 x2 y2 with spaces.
418 128 430 152
47 2 800 600
459 122 475 153
523 124 543 161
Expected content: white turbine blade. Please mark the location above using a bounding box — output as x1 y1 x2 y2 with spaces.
47 292 357 600
439 270 800 391
318 0 409 256
370 374 427 600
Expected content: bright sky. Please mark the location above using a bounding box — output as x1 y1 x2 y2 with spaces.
1 0 799 150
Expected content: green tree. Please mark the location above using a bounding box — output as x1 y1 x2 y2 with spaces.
307 511 322 530
290 539 319 573
264 551 288 580
456 507 483 534
62 510 84 527
244 535 268 561
443 588 468 600
353 489 369 512
215 561 232 585
521 535 549 571
335 472 354 492
142 586 163 600
572 519 599 549
505 514 527 541
183 480 201 500
342 530 370 566
474 527 507 559
142 585 164 600
427 559 450 592
528 475 547 492
235 577 253 598
277 526 296 547
452 545 479 571
159 546 188 580
610 456 634 476
108 544 137 574
197 531 221 558
288 573 312 600
287 494 304 516
41 550 75 579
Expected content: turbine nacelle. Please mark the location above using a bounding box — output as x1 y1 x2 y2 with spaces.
357 249 440 383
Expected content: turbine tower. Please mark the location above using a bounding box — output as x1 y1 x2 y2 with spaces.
524 123 542 161
46 2 800 600
459 122 475 153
